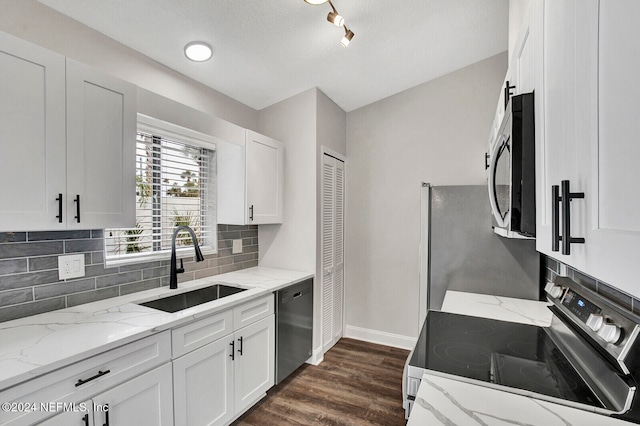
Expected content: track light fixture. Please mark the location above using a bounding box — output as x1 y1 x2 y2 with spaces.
304 0 355 46
341 27 354 47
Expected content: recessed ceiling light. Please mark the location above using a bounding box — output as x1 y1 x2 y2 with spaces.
184 42 213 62
304 0 329 4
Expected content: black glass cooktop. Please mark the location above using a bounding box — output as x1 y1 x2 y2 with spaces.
410 311 603 408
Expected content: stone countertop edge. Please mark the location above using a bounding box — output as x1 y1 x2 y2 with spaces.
0 266 313 391
408 372 633 426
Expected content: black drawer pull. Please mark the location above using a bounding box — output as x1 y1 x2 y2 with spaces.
103 404 109 426
230 340 235 361
238 336 243 356
83 413 89 426
56 193 63 223
74 194 81 223
551 185 561 252
75 369 111 387
560 180 585 255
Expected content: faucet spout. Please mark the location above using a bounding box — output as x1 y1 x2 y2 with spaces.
169 225 205 289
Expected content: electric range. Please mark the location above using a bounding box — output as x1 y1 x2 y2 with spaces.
405 277 640 423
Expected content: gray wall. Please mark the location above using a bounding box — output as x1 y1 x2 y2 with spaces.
257 88 347 362
344 52 508 341
0 225 258 322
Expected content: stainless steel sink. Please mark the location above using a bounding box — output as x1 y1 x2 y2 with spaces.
138 284 247 313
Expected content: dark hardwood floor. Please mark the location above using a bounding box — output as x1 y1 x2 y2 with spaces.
233 338 409 426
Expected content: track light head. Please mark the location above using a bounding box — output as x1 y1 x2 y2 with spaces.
327 11 345 27
341 28 354 47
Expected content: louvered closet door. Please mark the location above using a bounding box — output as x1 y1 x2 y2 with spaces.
322 154 345 353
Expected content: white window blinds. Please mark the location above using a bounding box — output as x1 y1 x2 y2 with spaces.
105 124 216 262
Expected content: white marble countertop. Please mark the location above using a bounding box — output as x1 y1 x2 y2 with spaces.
408 373 632 425
0 266 312 390
441 290 553 327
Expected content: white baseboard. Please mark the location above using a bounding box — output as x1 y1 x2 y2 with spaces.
306 347 324 365
345 325 417 350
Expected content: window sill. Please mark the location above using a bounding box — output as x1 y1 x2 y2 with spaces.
105 246 217 268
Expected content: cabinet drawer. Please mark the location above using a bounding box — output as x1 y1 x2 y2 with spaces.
233 294 274 330
0 332 170 426
172 309 234 358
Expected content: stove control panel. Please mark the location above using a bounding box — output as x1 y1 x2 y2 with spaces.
547 277 640 374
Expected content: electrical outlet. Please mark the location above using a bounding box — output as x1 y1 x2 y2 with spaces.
232 239 243 254
58 254 85 280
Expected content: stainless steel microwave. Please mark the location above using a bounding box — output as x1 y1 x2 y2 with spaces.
488 92 536 239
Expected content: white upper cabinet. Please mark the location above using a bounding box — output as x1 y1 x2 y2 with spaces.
512 2 537 95
537 0 640 297
0 32 136 232
487 1 539 172
66 59 136 229
218 130 284 225
0 32 66 231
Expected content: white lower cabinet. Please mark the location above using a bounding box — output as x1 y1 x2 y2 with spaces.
173 336 235 426
92 363 174 426
39 364 173 426
172 295 275 426
233 315 275 415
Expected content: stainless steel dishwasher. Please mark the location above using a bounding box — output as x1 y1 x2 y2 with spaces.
275 278 313 384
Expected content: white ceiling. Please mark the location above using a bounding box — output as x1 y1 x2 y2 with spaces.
38 0 508 112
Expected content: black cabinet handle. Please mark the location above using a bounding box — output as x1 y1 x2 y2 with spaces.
230 340 235 361
504 80 516 110
552 185 561 252
484 152 490 170
56 193 63 223
249 205 254 221
75 369 111 387
83 413 89 426
238 336 243 356
74 194 81 223
103 404 109 426
560 180 585 255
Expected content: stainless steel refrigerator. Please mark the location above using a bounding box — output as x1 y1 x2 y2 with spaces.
418 184 541 325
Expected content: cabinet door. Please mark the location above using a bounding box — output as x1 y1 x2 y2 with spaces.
92 363 173 426
512 0 537 95
234 315 275 414
66 59 136 229
536 0 595 262
173 336 235 426
38 401 93 426
245 130 284 224
0 32 66 231
580 0 640 296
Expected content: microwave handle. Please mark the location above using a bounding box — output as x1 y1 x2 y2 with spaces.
560 180 585 255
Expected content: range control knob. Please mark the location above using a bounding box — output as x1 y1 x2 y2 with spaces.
544 282 564 299
597 323 622 344
586 313 604 332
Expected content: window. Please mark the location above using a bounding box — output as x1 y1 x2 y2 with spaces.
105 115 217 264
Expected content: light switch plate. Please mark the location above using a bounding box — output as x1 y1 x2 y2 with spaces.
232 239 243 254
58 254 85 280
